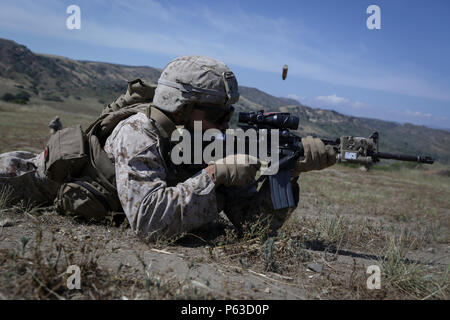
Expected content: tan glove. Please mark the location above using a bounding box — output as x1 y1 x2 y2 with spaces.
293 136 336 175
212 154 260 187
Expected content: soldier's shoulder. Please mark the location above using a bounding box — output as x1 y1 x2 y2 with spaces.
117 112 153 131
107 111 159 144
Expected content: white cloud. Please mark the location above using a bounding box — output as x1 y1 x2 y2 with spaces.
401 109 447 122
316 94 348 105
315 95 365 109
287 94 305 102
405 109 432 118
288 94 449 127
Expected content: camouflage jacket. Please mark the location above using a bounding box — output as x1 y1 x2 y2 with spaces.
103 112 219 238
103 111 299 239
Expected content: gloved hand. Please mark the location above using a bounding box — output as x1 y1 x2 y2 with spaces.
211 154 260 187
293 136 336 176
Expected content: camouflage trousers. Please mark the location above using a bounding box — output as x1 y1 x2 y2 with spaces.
0 151 60 206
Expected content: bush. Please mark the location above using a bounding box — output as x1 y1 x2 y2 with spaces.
42 94 63 102
15 91 30 101
1 91 30 104
2 92 15 102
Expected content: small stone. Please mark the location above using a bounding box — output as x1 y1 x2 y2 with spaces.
239 258 249 269
426 247 435 253
191 280 209 290
307 263 323 273
244 282 254 290
264 287 271 294
0 219 14 227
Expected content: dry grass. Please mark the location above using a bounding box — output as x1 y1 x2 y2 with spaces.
0 216 213 300
200 163 450 299
0 185 13 211
378 235 448 299
0 101 93 153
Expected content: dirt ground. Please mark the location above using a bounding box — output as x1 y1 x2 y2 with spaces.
1 164 448 300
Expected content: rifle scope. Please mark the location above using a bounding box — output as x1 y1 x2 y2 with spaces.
238 111 299 130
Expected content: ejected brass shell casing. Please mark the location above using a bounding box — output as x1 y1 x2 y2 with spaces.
282 65 288 80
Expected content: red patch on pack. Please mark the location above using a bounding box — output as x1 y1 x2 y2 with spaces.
44 147 49 161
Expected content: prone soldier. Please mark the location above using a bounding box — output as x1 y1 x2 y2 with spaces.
0 56 336 240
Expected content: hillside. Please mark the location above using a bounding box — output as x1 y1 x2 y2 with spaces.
1 38 449 163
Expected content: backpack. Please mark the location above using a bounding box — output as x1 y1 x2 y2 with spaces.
44 79 171 220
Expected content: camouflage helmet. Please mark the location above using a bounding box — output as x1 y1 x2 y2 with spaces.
153 56 239 113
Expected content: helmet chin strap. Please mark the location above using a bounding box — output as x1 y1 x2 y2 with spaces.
181 103 194 128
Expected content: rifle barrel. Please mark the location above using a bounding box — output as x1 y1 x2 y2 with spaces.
374 152 434 164
321 138 340 146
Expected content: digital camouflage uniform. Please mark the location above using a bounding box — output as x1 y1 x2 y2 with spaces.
0 116 63 205
103 111 218 238
102 110 299 238
0 151 60 205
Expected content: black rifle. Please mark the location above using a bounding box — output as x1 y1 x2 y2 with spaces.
238 110 434 210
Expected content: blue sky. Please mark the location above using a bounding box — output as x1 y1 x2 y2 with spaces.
0 0 449 129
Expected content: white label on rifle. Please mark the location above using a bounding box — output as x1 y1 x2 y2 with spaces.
345 152 357 160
